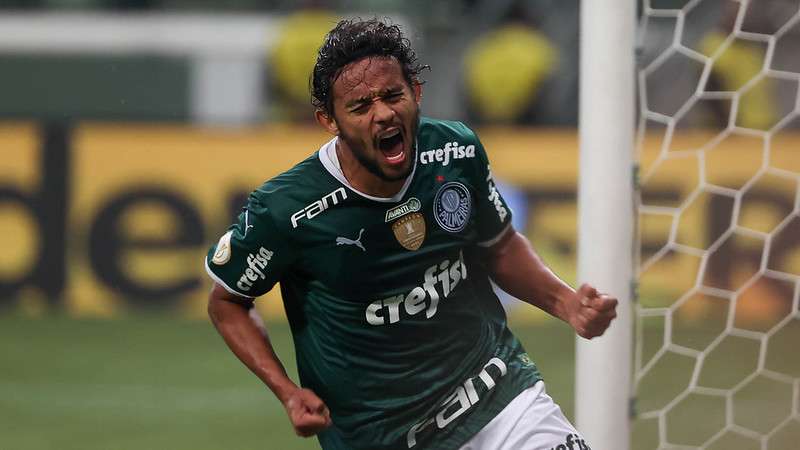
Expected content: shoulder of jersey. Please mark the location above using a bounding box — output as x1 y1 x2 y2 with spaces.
249 153 339 231
418 116 478 142
417 117 482 169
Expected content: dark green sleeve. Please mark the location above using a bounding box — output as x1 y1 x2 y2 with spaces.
470 130 513 246
204 194 295 298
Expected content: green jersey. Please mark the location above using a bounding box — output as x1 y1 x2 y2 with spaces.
205 117 542 450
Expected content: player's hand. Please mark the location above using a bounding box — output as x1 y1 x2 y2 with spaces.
567 283 618 339
283 388 332 437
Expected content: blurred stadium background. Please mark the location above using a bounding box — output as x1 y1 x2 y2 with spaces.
0 0 798 449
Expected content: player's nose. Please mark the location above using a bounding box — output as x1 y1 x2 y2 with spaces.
373 99 396 123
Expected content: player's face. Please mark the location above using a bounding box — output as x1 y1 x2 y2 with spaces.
319 56 421 183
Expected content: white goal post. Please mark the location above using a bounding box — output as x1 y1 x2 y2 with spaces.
576 1 636 449
581 0 800 448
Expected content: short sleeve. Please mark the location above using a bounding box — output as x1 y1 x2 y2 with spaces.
471 134 513 246
204 194 294 298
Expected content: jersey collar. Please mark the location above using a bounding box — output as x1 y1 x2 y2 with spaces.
318 136 418 203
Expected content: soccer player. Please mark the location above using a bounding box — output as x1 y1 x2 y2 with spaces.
205 18 616 450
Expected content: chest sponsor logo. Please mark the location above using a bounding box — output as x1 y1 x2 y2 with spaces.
211 230 233 265
365 251 466 326
291 187 347 229
486 165 508 222
236 247 274 292
392 212 426 251
550 434 591 450
433 182 471 233
385 197 421 222
419 141 475 166
406 356 508 448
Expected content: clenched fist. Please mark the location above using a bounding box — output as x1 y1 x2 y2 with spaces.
566 283 618 339
283 388 332 437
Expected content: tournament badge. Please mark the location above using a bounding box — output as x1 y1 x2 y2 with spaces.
386 197 426 251
211 230 233 265
433 182 471 232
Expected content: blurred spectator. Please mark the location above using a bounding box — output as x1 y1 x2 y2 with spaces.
0 0 46 7
463 3 557 125
700 1 776 129
269 8 339 121
104 0 158 9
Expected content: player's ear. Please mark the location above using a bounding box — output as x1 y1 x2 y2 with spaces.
315 109 339 136
413 81 422 105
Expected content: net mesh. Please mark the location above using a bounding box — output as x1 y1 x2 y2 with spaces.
635 0 800 448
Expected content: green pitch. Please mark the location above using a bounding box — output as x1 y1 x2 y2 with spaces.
3 313 792 449
0 313 574 450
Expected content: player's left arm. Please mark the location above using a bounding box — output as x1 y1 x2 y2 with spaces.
456 121 617 338
487 227 618 339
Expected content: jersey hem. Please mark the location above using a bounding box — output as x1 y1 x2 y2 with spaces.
413 369 543 450
457 380 548 449
204 258 256 299
477 221 513 248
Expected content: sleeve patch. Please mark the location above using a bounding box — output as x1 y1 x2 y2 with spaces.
211 231 233 265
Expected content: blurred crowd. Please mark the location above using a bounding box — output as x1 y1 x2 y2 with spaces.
0 0 579 126
1 0 798 127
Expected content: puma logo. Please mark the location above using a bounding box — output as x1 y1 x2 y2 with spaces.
336 228 365 252
244 210 255 236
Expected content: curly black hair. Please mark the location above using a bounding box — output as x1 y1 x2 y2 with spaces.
311 18 428 115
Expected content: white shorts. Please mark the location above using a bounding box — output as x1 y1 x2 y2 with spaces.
458 382 591 450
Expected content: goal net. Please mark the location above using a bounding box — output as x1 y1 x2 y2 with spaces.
634 0 800 448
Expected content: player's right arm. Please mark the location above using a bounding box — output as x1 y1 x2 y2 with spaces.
207 285 332 437
204 192 331 437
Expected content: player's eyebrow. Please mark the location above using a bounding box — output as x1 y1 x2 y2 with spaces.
345 96 372 109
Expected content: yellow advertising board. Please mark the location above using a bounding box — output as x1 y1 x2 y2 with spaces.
0 123 40 286
68 124 335 318
0 123 797 323
636 129 799 324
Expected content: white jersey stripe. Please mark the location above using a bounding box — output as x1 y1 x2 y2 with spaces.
204 258 256 299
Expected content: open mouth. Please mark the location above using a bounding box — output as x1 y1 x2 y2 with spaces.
377 129 406 165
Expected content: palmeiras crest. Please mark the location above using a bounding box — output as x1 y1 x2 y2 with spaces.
433 182 471 233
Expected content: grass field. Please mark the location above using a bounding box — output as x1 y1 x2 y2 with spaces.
3 313 797 450
0 313 576 450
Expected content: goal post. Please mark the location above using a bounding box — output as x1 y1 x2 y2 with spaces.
576 1 636 449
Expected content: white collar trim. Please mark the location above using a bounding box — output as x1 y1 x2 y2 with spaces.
317 136 417 203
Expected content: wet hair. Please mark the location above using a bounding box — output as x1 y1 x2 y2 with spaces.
311 18 428 115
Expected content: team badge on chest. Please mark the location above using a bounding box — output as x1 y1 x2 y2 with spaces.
434 182 471 232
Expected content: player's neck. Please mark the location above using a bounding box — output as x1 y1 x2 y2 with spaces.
335 141 406 198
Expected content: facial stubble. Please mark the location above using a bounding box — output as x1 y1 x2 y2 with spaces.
338 109 420 182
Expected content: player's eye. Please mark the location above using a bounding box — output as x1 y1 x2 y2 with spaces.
384 92 403 102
